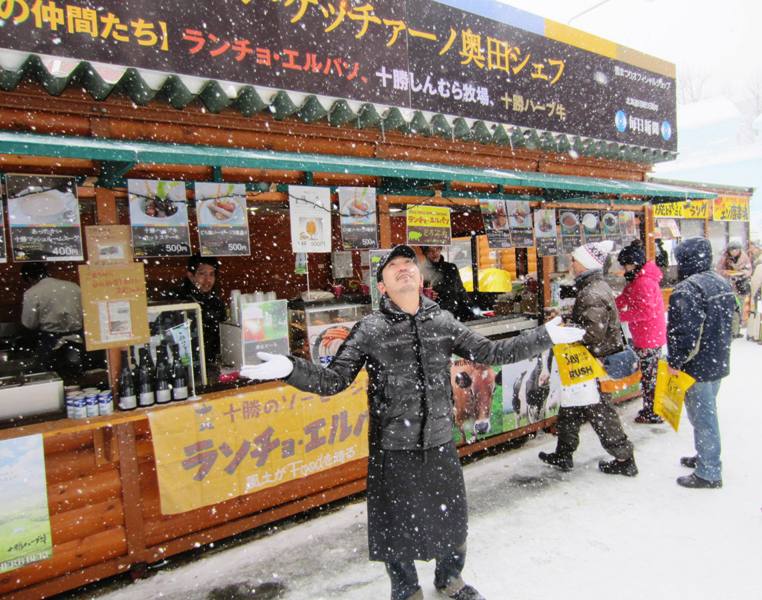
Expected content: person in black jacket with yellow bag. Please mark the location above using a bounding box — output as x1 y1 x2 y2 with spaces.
242 245 584 600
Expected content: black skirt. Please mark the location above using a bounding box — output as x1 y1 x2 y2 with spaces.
367 441 468 562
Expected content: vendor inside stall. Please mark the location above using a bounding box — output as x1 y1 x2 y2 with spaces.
419 245 478 321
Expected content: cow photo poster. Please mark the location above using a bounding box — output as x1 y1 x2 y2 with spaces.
499 349 561 430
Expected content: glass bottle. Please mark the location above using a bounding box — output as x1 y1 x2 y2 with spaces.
138 347 155 407
118 350 137 411
171 343 189 401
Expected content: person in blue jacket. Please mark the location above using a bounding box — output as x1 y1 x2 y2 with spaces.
668 238 735 488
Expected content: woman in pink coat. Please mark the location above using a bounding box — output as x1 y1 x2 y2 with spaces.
616 241 667 424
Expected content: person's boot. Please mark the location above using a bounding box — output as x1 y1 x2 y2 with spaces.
437 583 486 600
598 456 638 477
680 455 698 469
676 473 722 489
634 411 664 424
538 451 573 472
404 589 423 600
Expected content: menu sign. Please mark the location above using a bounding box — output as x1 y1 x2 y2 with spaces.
479 200 533 248
338 187 378 249
5 174 83 262
195 182 250 257
618 211 639 243
506 201 534 247
534 209 558 256
289 186 332 253
559 209 582 253
580 210 602 243
406 205 452 246
128 179 191 257
601 211 622 246
79 263 150 350
239 299 290 365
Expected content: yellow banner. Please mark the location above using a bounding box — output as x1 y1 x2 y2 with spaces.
149 372 369 515
653 360 695 432
406 205 451 228
653 200 707 219
552 343 607 386
712 195 749 221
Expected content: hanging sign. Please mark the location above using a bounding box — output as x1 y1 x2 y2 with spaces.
0 435 52 574
712 196 749 222
618 211 639 242
552 343 607 387
653 202 684 218
289 186 332 253
148 372 369 515
79 263 150 350
338 187 378 249
480 200 512 248
580 210 602 243
5 174 84 262
559 209 583 254
406 205 452 246
506 201 534 247
195 182 250 257
534 209 558 256
128 179 191 257
601 211 622 246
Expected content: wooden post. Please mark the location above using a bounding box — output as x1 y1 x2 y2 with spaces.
378 195 392 248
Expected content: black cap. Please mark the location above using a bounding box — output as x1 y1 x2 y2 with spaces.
376 245 417 282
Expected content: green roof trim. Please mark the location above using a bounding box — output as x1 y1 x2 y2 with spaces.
0 130 712 200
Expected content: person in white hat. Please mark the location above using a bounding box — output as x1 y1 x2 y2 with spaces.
539 240 639 477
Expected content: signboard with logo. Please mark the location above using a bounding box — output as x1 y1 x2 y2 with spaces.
0 0 676 151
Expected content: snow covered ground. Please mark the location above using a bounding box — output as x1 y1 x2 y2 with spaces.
91 339 762 600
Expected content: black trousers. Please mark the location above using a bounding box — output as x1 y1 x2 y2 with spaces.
555 397 634 460
386 543 466 600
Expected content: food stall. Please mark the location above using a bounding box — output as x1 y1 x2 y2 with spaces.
0 0 722 595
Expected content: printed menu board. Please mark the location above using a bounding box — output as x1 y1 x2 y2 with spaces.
338 187 378 249
128 179 191 257
195 182 251 257
289 186 332 253
580 210 602 243
480 200 534 248
5 174 84 262
559 209 583 254
534 209 558 256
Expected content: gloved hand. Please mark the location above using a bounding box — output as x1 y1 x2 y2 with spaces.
544 316 586 345
240 352 294 381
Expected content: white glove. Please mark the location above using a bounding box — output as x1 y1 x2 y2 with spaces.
544 316 586 345
240 352 294 381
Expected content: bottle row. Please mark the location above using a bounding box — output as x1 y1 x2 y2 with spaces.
118 341 189 411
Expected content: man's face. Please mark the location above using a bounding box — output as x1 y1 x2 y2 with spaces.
377 256 422 297
424 246 442 262
624 264 637 273
188 263 216 294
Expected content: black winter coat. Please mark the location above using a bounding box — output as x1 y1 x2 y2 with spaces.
669 237 735 381
286 294 552 450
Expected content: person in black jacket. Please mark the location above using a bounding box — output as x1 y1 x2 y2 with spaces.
420 245 475 321
668 237 735 489
242 245 584 600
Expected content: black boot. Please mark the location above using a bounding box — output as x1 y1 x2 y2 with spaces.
598 457 638 477
680 455 698 469
539 451 573 472
677 473 722 489
437 583 486 600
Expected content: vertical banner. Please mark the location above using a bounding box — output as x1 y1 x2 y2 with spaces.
618 211 639 243
559 209 582 253
338 187 378 249
289 186 332 253
534 209 558 256
581 210 602 243
128 179 191 257
480 200 512 248
0 200 6 264
506 201 534 247
406 205 452 246
0 435 52 574
79 263 150 350
194 182 251 257
148 373 369 515
601 211 622 246
240 299 290 365
5 174 83 262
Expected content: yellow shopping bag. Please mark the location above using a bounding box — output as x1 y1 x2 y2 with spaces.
553 343 607 387
653 359 696 432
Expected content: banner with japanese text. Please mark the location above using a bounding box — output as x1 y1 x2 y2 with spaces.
338 187 378 249
5 174 84 262
533 208 558 256
712 196 749 222
195 182 251 257
406 205 451 246
148 373 370 515
653 200 707 220
0 435 52 574
128 179 191 257
289 186 332 253
0 0 675 151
